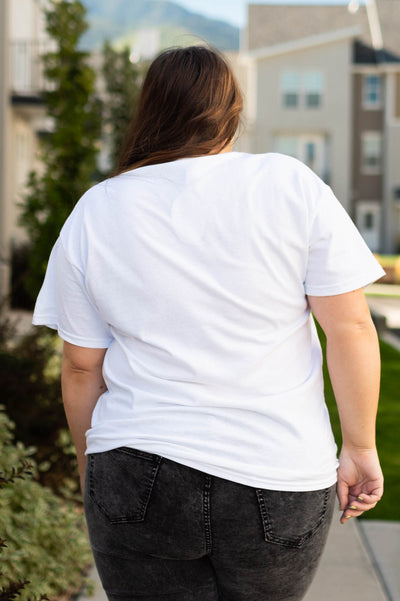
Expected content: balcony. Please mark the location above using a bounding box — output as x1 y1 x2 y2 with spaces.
10 40 52 105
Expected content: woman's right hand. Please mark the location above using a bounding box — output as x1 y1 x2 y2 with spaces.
337 447 383 524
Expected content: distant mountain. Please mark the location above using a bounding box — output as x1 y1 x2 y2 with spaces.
80 0 240 52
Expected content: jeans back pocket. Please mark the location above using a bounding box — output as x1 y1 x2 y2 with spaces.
88 447 162 524
255 485 334 549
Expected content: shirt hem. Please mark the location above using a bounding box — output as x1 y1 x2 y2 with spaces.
32 315 112 348
305 268 385 296
85 441 338 492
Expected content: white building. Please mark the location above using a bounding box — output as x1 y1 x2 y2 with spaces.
0 0 52 301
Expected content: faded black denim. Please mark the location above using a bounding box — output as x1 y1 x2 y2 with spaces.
84 447 336 601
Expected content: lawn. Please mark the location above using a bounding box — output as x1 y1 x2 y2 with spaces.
374 255 400 267
318 326 400 521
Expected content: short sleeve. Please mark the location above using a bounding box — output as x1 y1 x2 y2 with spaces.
32 238 113 348
304 185 385 296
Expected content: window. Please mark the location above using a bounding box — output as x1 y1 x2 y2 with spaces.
356 202 381 251
274 135 328 179
282 72 300 108
304 72 323 108
363 75 382 109
274 136 299 157
361 132 382 173
281 71 323 109
305 142 316 165
364 212 374 230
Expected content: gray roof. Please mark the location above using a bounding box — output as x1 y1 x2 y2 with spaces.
247 0 400 57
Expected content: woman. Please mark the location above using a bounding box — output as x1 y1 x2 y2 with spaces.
33 46 384 601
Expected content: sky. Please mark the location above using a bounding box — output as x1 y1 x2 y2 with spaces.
171 0 360 28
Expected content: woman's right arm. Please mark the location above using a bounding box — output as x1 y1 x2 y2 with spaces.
307 288 384 524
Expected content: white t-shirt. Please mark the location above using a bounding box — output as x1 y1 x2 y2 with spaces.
33 152 385 491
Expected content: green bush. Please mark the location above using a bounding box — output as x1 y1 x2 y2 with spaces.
0 316 79 495
0 406 92 600
10 243 35 311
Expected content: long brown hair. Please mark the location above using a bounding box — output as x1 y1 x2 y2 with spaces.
114 45 243 174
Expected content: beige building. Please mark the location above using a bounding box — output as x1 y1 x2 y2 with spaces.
232 29 356 211
0 0 51 301
352 42 400 252
232 1 400 253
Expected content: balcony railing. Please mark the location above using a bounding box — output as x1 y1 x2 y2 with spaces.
10 40 52 98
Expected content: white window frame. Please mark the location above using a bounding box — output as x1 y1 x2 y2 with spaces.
355 201 381 252
281 71 324 110
362 74 382 110
273 134 327 179
281 71 300 109
361 131 382 174
304 72 323 109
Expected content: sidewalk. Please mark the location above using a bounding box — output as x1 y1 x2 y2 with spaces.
366 284 400 297
365 284 400 352
80 517 400 601
305 517 400 601
367 295 400 330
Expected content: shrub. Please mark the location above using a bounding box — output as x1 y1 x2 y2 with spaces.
0 315 80 495
0 406 92 600
9 243 34 311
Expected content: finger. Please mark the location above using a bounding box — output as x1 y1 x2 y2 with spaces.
345 505 365 515
342 505 365 520
340 512 355 524
346 495 372 510
340 492 382 522
337 481 349 512
354 492 382 507
340 504 365 523
343 494 381 519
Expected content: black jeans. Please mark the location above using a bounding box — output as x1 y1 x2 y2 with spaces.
84 447 336 601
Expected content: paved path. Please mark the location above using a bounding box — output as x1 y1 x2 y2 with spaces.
305 517 400 601
366 284 400 297
367 296 400 329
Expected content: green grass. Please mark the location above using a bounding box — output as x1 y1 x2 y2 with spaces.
375 255 400 266
318 326 400 521
365 293 400 299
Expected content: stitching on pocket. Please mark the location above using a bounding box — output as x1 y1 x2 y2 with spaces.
255 487 331 549
88 450 162 524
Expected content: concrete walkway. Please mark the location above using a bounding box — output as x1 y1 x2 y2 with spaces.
305 517 400 601
365 283 400 352
365 283 400 323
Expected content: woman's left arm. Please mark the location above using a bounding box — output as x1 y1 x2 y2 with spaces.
61 342 107 493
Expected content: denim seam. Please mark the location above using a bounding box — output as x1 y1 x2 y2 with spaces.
203 475 213 554
255 487 331 549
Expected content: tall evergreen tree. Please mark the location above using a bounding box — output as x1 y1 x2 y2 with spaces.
20 0 101 299
101 41 141 173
